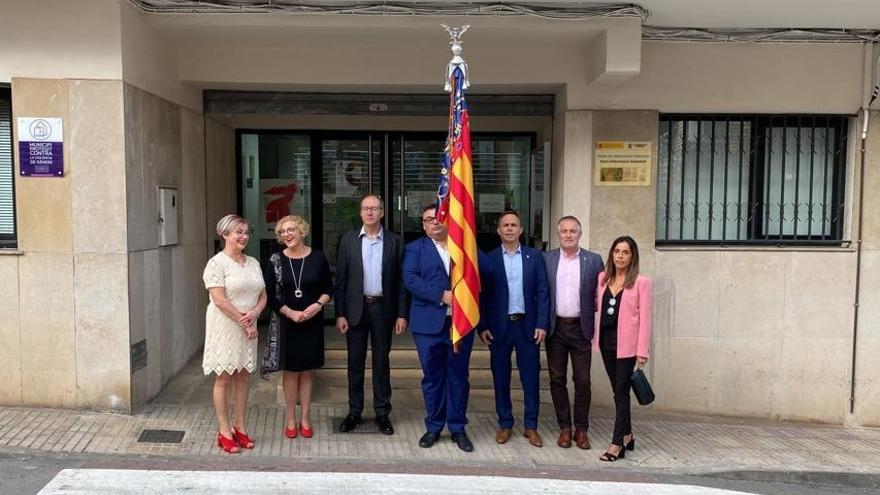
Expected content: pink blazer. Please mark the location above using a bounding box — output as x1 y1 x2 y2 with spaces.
593 273 652 359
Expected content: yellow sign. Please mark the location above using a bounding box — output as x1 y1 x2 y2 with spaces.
594 141 652 186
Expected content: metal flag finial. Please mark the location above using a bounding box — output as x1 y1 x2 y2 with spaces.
442 24 471 92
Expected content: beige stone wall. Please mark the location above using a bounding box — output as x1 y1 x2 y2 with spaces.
853 110 880 425
125 85 209 410
565 110 879 425
1 78 130 411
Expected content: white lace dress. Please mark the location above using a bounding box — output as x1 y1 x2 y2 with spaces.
202 252 265 375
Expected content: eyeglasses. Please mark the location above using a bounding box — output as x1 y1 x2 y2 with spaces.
422 216 438 224
280 228 300 236
361 206 383 212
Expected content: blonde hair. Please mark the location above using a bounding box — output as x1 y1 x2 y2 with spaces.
216 215 248 246
274 215 310 243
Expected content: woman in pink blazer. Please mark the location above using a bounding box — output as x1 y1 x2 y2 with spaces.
594 236 652 462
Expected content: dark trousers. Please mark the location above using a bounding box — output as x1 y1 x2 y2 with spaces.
546 318 592 431
346 302 392 417
412 318 475 434
489 318 541 430
599 337 636 446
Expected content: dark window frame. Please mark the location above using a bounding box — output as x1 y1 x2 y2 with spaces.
656 113 851 247
0 85 16 249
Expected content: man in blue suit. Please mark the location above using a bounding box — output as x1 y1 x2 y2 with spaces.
402 205 476 452
478 210 550 448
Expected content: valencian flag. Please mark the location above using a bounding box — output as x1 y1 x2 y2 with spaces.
436 66 480 344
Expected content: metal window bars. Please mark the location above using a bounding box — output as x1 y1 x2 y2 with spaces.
656 114 850 246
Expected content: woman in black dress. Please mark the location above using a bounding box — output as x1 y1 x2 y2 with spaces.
263 215 332 440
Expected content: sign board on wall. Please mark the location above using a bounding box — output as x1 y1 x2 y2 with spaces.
18 117 64 177
594 141 651 187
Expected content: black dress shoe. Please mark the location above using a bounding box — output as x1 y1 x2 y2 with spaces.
375 415 394 435
339 414 361 433
418 431 441 448
450 432 474 452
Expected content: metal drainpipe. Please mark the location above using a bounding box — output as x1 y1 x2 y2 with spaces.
850 108 868 414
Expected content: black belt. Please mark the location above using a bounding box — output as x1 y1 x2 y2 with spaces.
507 313 525 321
556 316 581 325
364 295 383 304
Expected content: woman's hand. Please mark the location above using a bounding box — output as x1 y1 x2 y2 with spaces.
238 310 258 328
283 307 305 323
301 303 323 321
636 356 648 367
243 325 258 340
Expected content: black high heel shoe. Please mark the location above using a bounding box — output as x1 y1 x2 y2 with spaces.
599 445 626 462
624 436 635 451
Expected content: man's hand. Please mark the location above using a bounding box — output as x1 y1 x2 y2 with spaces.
441 290 453 306
479 329 494 346
394 317 408 335
336 316 350 334
534 328 547 345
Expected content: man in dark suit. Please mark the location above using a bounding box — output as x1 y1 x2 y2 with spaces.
335 194 408 435
542 215 604 449
478 210 550 448
402 205 475 452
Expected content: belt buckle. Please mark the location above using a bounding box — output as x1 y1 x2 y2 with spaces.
508 313 524 321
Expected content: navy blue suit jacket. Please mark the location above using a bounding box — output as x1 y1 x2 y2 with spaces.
478 245 551 336
403 236 451 336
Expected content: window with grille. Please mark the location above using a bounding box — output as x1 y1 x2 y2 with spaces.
656 114 849 246
0 87 15 248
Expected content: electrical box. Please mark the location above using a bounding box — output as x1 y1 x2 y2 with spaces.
158 186 178 246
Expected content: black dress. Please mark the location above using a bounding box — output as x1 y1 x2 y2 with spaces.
264 250 333 372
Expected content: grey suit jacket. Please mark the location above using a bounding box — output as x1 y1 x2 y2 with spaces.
334 227 409 328
542 247 604 341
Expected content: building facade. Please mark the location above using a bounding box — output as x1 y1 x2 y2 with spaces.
0 0 878 425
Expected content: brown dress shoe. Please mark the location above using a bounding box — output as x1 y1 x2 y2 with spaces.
574 429 591 450
524 428 544 447
557 429 572 448
495 428 512 444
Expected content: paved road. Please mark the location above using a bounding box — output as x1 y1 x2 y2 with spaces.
2 451 877 495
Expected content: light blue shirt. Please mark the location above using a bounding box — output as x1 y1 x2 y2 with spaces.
360 226 384 297
502 244 525 314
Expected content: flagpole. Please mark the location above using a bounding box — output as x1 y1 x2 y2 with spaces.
437 25 480 353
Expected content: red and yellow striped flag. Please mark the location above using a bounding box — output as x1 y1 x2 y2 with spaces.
436 67 480 344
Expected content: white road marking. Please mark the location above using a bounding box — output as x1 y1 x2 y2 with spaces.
38 469 758 495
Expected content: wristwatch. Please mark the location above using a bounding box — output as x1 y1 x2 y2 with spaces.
316 300 324 307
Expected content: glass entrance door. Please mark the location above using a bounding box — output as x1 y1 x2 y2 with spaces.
239 131 537 265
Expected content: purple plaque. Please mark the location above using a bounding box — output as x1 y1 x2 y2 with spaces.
19 141 64 177
17 117 64 177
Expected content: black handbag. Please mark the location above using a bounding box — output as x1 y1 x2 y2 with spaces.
630 368 655 406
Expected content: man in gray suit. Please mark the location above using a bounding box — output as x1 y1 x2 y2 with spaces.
335 194 409 435
542 215 604 449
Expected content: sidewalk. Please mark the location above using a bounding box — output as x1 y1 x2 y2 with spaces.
1 399 879 478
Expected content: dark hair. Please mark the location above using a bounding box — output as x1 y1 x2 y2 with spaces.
603 236 640 289
496 209 521 228
421 203 437 216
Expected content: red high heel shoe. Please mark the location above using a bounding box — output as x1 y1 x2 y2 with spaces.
284 425 298 439
217 432 240 454
299 423 314 438
231 426 255 449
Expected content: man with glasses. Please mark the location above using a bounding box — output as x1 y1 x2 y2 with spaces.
335 194 408 435
402 204 476 452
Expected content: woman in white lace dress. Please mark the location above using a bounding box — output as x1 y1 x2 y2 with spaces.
203 214 267 453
